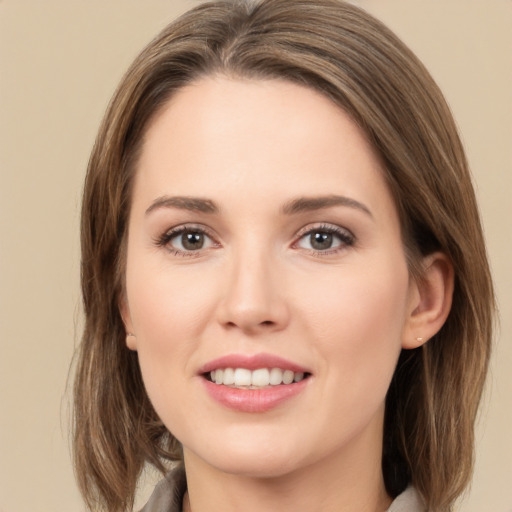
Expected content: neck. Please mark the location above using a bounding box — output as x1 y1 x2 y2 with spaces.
182 422 391 512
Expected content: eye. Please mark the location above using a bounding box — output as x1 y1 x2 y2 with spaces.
295 224 354 254
156 225 218 256
173 230 210 251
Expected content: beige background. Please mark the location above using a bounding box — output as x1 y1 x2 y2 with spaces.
0 1 510 511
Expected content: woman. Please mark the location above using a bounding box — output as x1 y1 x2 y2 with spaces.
73 1 494 511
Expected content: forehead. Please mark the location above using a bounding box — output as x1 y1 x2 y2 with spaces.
132 76 397 224
143 76 370 155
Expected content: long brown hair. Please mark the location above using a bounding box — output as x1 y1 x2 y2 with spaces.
74 1 494 510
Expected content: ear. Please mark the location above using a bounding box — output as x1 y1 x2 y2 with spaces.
402 252 454 349
119 295 137 351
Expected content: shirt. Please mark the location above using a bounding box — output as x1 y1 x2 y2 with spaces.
140 466 425 512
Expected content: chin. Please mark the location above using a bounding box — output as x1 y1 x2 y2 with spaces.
183 434 308 479
208 454 302 479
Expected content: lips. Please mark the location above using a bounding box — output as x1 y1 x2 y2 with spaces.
199 353 311 413
199 353 309 374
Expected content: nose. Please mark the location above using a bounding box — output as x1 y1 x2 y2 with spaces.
216 247 290 335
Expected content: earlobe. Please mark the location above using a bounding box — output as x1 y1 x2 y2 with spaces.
402 252 454 349
119 296 137 351
125 332 137 350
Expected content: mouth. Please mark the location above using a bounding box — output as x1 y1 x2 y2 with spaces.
199 354 311 412
204 367 311 389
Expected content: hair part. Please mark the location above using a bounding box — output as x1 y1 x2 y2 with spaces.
74 1 494 510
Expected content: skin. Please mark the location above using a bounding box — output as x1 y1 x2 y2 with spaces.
122 76 453 512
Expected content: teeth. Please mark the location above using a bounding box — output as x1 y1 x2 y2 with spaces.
282 370 294 385
269 368 283 385
251 368 270 387
223 367 235 385
209 367 307 388
233 368 252 386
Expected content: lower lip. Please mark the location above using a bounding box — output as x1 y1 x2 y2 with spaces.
201 378 309 413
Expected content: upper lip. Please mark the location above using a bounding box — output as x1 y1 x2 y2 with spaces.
198 353 310 374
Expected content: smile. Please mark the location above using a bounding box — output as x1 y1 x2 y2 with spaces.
207 368 308 388
199 353 312 412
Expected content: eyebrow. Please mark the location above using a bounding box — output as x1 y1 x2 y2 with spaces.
145 194 372 218
145 196 218 215
281 195 373 217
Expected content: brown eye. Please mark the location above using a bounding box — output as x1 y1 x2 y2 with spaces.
310 232 333 250
180 231 205 250
160 226 217 255
296 225 354 253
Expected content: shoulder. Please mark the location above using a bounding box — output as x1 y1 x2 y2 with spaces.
387 486 426 512
139 465 187 512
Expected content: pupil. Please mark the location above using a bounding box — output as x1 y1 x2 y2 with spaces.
182 232 204 250
311 232 332 250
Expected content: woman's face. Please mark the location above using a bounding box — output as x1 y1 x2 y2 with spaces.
123 76 417 479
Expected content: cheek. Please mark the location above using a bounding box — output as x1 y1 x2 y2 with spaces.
300 260 409 398
127 259 216 349
125 277 204 431
123 260 216 410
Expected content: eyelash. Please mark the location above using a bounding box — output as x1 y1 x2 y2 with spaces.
293 223 355 256
154 223 355 258
154 224 219 258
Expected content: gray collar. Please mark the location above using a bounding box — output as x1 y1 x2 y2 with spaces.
387 486 425 512
140 468 424 512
